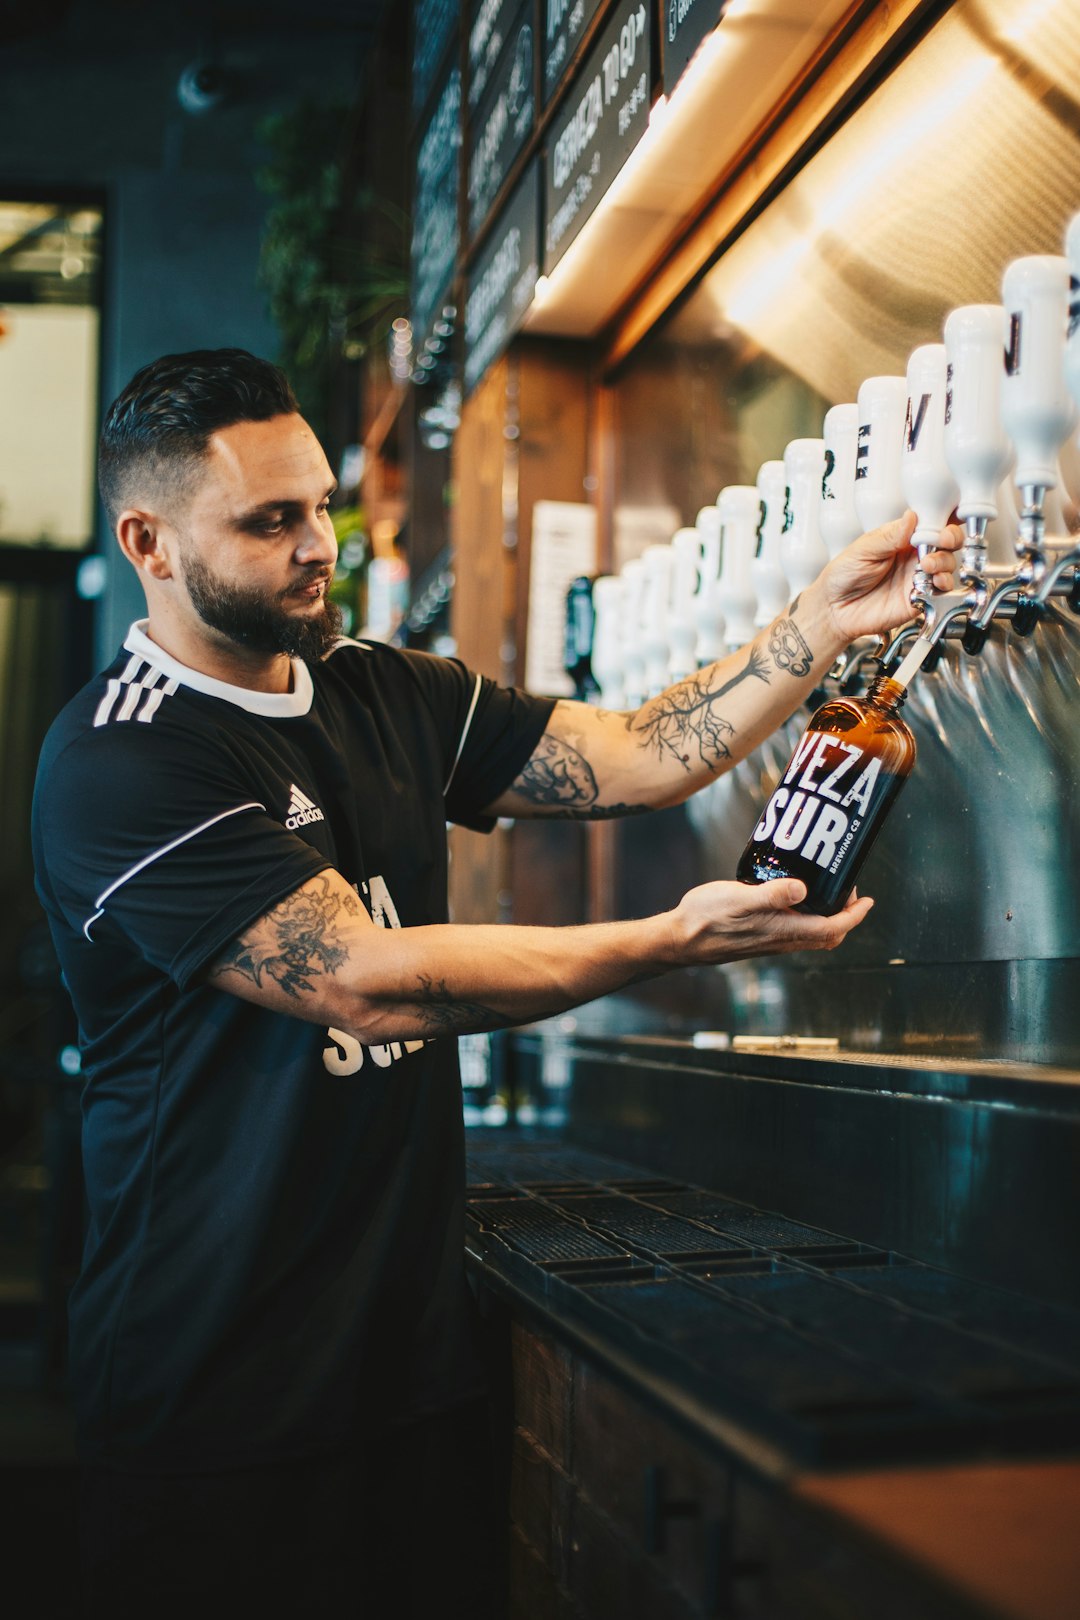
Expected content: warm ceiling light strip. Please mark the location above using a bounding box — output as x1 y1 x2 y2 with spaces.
601 0 943 375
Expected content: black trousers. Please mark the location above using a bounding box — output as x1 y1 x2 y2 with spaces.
80 1398 502 1619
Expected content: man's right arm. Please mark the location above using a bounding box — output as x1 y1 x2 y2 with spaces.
205 868 872 1041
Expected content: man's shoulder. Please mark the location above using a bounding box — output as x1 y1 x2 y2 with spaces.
319 636 472 700
38 647 227 789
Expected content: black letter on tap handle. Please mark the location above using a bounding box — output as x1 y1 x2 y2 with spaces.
855 424 870 480
1005 311 1022 377
904 393 930 451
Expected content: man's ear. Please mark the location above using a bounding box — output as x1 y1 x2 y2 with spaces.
115 510 175 581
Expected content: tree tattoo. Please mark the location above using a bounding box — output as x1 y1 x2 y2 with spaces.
510 732 599 809
768 615 814 677
629 647 771 772
211 875 363 999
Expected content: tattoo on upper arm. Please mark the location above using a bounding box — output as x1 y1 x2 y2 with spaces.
510 732 599 810
211 875 363 1000
768 614 814 678
628 646 771 772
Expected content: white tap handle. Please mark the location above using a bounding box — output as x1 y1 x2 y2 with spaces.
1001 254 1074 493
1064 214 1080 420
641 544 674 698
943 304 1011 524
695 506 722 583
780 440 829 596
752 460 789 626
694 506 725 664
855 375 907 532
668 528 702 684
821 404 862 557
716 485 760 651
620 558 647 709
591 575 625 709
901 343 958 558
1042 464 1075 539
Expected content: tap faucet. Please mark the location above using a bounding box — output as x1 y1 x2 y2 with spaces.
833 634 886 693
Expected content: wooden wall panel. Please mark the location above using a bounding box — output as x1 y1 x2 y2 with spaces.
449 357 511 924
449 338 596 928
450 356 509 680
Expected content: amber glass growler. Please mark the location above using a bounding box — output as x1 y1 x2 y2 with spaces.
736 675 916 916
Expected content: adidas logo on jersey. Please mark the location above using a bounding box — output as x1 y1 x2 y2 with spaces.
285 784 325 829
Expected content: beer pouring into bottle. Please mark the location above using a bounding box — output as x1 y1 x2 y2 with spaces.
735 672 916 917
737 384 918 913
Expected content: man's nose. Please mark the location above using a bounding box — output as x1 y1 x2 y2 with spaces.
295 513 338 566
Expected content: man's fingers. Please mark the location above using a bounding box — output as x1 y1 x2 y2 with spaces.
857 509 917 557
754 877 807 911
834 895 873 932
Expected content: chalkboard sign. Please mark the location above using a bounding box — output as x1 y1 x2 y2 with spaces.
464 162 540 393
411 67 462 348
467 12 535 237
543 0 605 106
468 0 527 110
412 0 461 117
661 0 723 93
543 0 653 274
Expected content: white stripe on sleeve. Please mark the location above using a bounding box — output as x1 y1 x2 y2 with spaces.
443 673 483 797
82 802 266 940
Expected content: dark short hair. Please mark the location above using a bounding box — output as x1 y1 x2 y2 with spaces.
99 348 300 525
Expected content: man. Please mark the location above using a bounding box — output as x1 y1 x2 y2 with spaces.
32 349 960 1616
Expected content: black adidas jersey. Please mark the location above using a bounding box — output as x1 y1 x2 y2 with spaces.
32 622 553 1472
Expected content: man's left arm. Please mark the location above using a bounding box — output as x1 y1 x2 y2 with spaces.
484 512 962 820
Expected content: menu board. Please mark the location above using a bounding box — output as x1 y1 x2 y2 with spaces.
412 0 461 117
411 67 462 348
543 0 653 274
661 0 724 93
543 0 605 106
464 163 540 394
468 0 528 110
467 11 535 236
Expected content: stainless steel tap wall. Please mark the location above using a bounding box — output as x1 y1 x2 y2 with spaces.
679 610 1080 1064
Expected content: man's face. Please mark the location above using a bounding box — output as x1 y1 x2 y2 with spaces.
172 414 342 660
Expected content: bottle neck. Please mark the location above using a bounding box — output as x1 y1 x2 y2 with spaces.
865 674 908 715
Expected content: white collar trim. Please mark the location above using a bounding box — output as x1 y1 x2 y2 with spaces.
123 621 314 717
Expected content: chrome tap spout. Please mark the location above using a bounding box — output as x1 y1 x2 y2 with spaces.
828 634 886 691
881 621 922 672
1032 537 1080 607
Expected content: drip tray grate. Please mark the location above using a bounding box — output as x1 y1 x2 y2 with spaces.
465 1139 1080 1466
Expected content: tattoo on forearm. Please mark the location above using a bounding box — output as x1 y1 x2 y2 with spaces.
211 875 362 1000
628 646 771 773
539 801 652 821
411 973 517 1036
511 732 599 809
768 615 814 677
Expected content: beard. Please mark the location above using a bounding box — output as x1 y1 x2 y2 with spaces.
181 551 343 662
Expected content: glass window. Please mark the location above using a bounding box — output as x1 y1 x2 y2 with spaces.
0 198 103 548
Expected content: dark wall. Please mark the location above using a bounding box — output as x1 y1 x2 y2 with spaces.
0 0 369 664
